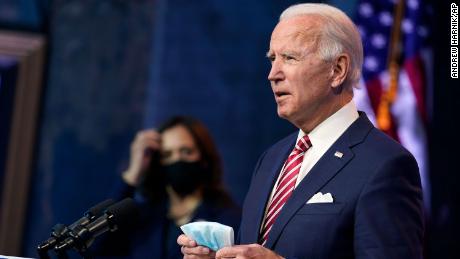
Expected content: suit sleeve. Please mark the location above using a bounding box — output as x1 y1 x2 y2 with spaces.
236 150 268 245
354 153 424 259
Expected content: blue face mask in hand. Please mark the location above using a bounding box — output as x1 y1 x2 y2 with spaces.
180 221 234 251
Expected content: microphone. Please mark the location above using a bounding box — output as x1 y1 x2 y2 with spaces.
69 199 116 229
55 197 138 253
37 199 115 256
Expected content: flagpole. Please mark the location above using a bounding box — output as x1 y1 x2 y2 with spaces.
377 0 405 131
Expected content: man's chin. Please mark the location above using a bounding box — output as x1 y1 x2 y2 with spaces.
277 109 290 120
277 108 301 126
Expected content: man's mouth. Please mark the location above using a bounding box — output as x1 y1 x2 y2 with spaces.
274 90 290 99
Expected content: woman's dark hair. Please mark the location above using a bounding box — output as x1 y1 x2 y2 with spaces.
142 116 235 207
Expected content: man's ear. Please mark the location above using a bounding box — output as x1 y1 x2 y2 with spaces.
330 54 349 88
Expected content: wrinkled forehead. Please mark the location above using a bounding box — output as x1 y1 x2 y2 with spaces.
270 15 323 49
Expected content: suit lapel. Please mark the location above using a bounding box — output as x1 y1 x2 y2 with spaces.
265 113 373 248
244 133 297 243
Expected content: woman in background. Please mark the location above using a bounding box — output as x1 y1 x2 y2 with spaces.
93 116 240 259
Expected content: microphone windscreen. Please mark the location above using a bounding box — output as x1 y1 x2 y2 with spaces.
86 199 116 218
105 198 139 229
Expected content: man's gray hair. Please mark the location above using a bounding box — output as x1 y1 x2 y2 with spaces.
280 3 363 89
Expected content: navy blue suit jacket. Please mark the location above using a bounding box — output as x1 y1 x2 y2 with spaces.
239 113 424 259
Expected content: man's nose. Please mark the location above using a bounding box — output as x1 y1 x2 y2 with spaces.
268 60 283 82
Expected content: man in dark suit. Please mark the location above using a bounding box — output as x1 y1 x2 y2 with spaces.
178 3 424 259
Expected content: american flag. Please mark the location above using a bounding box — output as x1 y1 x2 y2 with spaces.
353 0 432 209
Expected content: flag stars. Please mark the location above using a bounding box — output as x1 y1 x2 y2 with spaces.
364 56 379 72
371 34 387 49
408 0 419 10
379 12 393 26
402 19 414 33
359 3 374 18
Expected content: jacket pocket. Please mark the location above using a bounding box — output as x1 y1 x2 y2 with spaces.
296 203 346 215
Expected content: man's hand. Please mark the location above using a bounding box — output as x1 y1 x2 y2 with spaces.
216 244 283 259
177 234 216 259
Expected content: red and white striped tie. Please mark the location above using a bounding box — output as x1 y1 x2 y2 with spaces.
259 135 312 246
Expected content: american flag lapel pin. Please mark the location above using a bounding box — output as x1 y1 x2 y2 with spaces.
334 151 343 158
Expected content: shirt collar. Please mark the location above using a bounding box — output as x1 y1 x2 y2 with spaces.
297 100 359 147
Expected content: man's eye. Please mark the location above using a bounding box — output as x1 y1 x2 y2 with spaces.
267 56 275 62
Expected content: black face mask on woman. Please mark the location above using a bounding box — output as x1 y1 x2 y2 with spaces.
162 160 209 197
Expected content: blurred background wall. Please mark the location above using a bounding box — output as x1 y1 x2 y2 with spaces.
0 0 458 258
